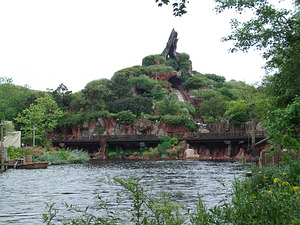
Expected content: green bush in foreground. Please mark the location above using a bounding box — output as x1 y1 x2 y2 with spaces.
7 147 90 165
43 161 300 225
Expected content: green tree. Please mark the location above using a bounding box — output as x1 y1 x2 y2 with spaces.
109 96 153 117
82 79 111 111
205 73 226 83
0 81 38 121
129 74 157 93
142 54 166 66
198 96 227 121
15 94 63 146
264 97 300 151
225 85 270 125
155 96 183 115
215 0 300 150
182 76 211 90
48 83 73 111
68 91 88 112
110 73 133 99
225 99 249 125
116 110 135 125
190 89 221 101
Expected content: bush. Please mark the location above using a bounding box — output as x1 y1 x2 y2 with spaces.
165 58 180 70
166 148 180 157
108 152 119 158
142 147 160 158
159 142 172 155
146 64 174 74
161 114 198 132
182 77 210 90
142 54 166 66
37 149 90 165
116 110 135 125
207 162 300 224
160 135 171 143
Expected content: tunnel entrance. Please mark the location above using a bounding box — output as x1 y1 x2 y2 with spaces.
168 76 182 88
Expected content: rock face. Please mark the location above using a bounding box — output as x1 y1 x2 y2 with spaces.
163 28 178 59
54 117 196 140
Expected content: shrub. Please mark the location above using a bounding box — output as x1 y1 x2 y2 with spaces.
142 147 160 158
166 148 180 157
159 142 172 155
165 58 180 70
133 151 140 156
160 135 171 143
36 148 90 165
182 77 210 90
161 114 198 132
209 162 300 224
142 54 166 66
146 64 174 74
116 110 135 125
108 152 119 158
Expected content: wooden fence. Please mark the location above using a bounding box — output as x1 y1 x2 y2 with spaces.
259 151 281 167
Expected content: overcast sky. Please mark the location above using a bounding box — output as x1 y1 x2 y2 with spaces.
0 0 293 92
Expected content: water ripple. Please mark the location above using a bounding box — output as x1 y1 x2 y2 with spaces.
0 160 247 224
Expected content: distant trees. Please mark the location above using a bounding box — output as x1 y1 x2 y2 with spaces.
0 78 39 121
48 83 73 111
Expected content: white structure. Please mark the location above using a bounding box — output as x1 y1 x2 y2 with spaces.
4 131 21 148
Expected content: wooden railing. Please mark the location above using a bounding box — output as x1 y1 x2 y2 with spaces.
51 131 266 142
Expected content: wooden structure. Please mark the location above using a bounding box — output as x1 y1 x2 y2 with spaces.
259 151 281 167
7 156 49 169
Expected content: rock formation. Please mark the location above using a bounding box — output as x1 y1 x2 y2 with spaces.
163 28 178 59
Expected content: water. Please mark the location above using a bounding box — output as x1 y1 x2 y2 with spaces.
0 160 247 224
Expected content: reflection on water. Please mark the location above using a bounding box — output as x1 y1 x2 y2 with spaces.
0 160 247 224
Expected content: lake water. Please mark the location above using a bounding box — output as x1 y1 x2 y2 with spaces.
0 160 247 224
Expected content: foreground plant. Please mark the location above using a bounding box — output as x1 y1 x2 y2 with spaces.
43 177 186 225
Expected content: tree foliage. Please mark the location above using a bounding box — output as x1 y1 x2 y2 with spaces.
198 96 227 121
48 83 73 111
15 94 63 145
215 0 300 106
215 0 300 149
0 81 38 121
155 0 189 16
116 110 136 125
109 96 153 117
82 79 110 111
263 97 300 151
155 96 183 115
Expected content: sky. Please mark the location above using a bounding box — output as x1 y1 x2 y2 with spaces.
0 0 293 92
